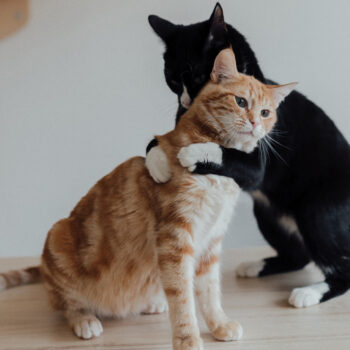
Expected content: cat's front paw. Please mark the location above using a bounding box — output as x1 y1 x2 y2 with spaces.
288 282 329 308
211 321 243 341
177 142 222 172
236 260 265 278
173 334 203 350
145 146 172 183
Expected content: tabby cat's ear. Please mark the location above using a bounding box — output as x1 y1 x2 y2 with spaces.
205 3 227 51
148 15 176 43
267 82 298 106
211 48 239 83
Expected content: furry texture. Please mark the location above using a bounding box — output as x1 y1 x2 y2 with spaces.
148 3 264 124
0 267 40 291
146 2 350 306
0 48 287 348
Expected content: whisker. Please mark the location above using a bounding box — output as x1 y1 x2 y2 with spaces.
258 141 265 166
262 136 289 166
265 134 292 151
259 138 269 166
270 128 288 136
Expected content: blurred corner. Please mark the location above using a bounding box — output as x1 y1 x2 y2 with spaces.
0 0 29 40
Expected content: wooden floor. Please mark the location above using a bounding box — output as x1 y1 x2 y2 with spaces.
1 247 350 350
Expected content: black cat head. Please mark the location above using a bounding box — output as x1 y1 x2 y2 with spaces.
148 3 230 109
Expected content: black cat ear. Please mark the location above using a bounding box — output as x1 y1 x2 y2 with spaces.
209 2 225 26
148 15 176 43
205 3 227 50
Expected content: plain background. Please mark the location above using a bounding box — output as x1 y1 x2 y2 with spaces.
1 0 350 257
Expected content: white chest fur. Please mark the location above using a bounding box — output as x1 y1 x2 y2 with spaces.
180 175 240 259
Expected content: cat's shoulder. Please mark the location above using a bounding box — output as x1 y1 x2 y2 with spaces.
190 174 239 194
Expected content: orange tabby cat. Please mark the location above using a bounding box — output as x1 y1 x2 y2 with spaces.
0 48 295 349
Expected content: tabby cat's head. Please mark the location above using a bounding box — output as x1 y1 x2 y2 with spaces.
194 48 296 153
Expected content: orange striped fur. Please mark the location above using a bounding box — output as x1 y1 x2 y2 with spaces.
0 48 295 348
0 266 40 291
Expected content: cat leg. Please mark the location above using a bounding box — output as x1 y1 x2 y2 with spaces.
237 192 310 278
288 197 350 307
195 244 243 342
156 223 202 350
45 284 103 339
65 309 103 340
41 272 103 340
142 289 168 314
288 279 350 308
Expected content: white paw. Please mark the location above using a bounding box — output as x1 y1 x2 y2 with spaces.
288 282 329 308
142 300 169 314
212 321 243 341
173 333 203 350
180 85 191 109
234 142 243 151
145 146 172 183
73 316 103 340
177 142 222 172
236 260 265 278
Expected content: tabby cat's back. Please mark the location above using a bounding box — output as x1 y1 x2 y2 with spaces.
41 156 162 316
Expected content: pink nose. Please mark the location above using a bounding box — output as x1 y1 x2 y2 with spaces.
250 120 257 128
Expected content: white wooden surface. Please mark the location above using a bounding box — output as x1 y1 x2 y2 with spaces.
1 247 349 349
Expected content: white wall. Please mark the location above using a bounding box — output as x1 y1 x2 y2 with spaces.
1 0 350 257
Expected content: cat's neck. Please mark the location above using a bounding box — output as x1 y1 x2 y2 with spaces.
166 107 219 148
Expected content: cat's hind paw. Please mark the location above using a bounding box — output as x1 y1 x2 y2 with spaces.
236 260 265 278
72 315 103 340
142 300 168 314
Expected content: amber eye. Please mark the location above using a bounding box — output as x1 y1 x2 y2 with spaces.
261 109 270 118
235 96 247 108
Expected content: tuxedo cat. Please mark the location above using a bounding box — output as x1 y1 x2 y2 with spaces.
146 3 350 307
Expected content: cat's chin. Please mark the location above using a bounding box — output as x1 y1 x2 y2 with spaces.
225 138 258 153
234 141 257 153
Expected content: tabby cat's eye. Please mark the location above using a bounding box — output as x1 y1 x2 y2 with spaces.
261 109 270 118
235 96 247 108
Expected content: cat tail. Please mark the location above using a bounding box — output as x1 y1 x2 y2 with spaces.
0 266 41 292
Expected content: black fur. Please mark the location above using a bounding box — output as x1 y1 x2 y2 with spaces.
148 3 350 304
146 138 159 153
148 5 264 123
